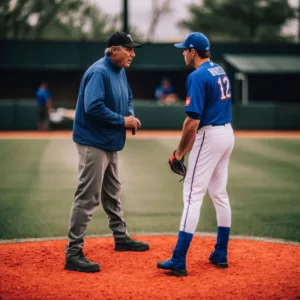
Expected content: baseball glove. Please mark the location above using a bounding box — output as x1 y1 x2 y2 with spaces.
169 150 186 179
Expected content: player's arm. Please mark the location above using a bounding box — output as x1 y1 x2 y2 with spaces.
175 116 200 160
175 74 204 160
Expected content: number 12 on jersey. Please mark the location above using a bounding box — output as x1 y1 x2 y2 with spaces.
218 76 231 101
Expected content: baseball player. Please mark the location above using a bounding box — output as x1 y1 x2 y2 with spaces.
157 32 234 276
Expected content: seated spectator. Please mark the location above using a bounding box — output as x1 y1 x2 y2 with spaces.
154 77 179 105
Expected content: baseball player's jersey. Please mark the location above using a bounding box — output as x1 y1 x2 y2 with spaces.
185 61 231 127
36 89 51 108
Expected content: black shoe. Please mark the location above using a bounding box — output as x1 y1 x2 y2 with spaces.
65 250 100 273
115 236 150 252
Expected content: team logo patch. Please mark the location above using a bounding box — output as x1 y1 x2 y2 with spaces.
185 97 191 107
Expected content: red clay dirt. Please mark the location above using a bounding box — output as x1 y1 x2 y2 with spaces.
0 130 300 139
0 236 299 300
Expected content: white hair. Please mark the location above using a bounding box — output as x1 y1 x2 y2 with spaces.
105 46 123 56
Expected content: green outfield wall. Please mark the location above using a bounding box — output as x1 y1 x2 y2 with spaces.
1 40 300 71
1 40 300 102
0 101 299 130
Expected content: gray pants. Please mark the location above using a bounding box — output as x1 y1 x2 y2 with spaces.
66 143 128 255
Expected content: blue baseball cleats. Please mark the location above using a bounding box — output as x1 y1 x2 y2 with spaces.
157 231 193 276
209 226 230 269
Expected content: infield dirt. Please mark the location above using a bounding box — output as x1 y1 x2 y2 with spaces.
1 236 300 299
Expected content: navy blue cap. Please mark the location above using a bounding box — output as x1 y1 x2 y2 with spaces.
108 31 142 48
174 32 210 52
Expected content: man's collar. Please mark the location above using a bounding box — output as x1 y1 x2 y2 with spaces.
105 56 122 72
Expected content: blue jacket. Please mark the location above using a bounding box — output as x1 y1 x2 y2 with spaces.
73 56 134 151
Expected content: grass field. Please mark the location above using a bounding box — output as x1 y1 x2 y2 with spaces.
0 136 300 242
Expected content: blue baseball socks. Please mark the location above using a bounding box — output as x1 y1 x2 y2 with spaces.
157 231 193 276
209 226 230 268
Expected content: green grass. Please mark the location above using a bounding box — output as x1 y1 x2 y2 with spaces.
0 137 300 241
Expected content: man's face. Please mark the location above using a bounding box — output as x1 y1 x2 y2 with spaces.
162 80 171 88
183 48 195 68
112 46 136 68
41 83 48 90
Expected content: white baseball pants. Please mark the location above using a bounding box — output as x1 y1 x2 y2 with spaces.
180 123 234 234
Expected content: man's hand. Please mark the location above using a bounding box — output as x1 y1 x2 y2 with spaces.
134 117 141 129
169 150 187 179
175 150 183 161
124 116 141 130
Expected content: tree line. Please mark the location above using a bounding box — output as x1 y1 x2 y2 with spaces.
0 0 298 42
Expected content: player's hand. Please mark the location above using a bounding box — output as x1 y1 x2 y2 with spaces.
175 150 183 161
168 150 187 179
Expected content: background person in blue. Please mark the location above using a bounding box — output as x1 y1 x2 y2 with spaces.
154 76 179 105
65 32 149 273
157 32 234 276
35 82 52 130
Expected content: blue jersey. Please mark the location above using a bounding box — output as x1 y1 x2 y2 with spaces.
36 89 51 108
185 61 232 127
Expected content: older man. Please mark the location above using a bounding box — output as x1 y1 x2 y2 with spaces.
65 32 149 273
